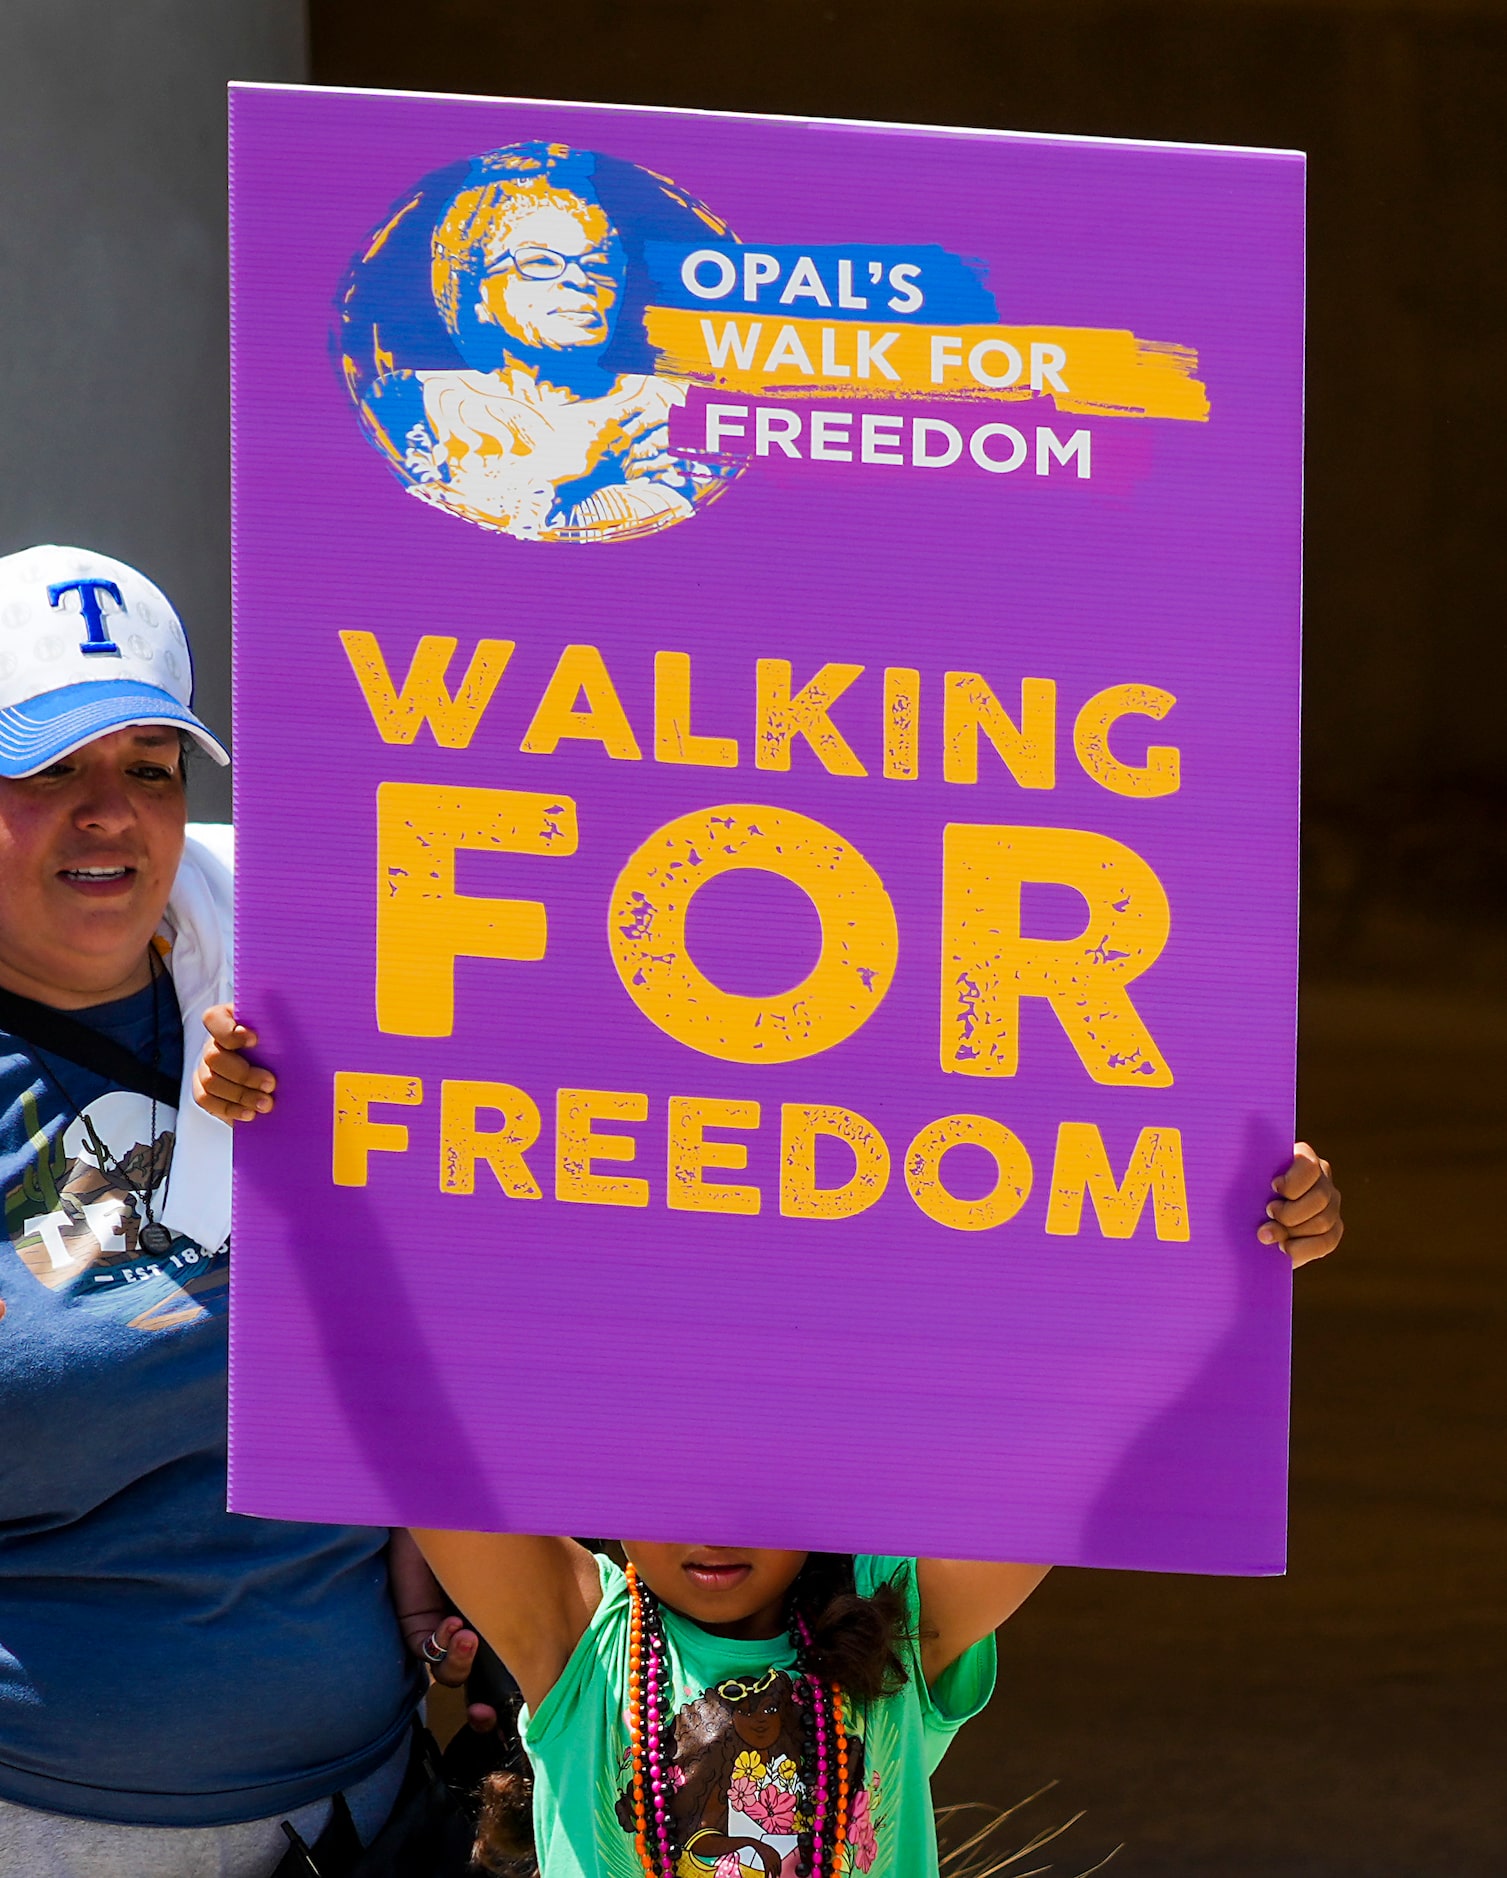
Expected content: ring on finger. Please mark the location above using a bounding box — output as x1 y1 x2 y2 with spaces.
421 1629 450 1666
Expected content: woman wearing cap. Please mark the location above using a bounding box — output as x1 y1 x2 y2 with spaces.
0 546 487 1874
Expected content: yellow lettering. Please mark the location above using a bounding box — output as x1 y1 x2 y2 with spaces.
610 804 897 1064
555 1088 649 1207
339 631 513 748
1045 1123 1190 1239
755 659 867 775
1073 685 1180 797
943 673 1055 787
667 1096 761 1214
654 651 739 767
520 644 642 759
779 1103 890 1218
883 667 920 780
903 1113 1033 1230
376 783 577 1037
941 823 1172 1085
439 1080 542 1198
332 1072 421 1186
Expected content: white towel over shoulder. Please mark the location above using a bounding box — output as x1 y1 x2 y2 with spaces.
157 823 235 1253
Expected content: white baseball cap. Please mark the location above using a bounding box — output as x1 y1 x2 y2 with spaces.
0 545 230 777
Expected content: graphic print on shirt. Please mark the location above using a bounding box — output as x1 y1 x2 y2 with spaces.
614 1669 881 1876
3 1088 227 1330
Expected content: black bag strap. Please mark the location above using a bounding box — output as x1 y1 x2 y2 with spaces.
0 983 181 1108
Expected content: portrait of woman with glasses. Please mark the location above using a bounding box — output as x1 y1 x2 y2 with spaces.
340 142 741 543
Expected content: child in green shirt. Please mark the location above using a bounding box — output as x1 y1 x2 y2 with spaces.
197 1019 1344 1878
419 1536 1037 1878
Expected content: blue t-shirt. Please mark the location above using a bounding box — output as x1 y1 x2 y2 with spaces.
0 976 423 1825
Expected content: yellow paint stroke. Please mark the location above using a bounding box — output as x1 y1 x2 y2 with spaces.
645 308 1209 422
362 194 424 263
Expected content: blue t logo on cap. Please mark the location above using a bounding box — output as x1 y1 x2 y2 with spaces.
48 577 124 657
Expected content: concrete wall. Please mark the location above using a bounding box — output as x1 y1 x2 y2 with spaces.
0 0 309 818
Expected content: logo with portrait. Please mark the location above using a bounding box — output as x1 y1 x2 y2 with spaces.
337 142 743 545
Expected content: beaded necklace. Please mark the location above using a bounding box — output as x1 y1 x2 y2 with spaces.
624 1562 851 1878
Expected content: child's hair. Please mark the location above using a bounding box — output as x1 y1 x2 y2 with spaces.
787 1550 910 1701
469 1551 910 1877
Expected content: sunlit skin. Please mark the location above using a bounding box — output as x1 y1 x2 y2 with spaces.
0 727 187 1011
622 1543 809 1639
478 201 624 352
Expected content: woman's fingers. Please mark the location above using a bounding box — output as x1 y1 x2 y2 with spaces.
197 1069 274 1115
192 1054 275 1122
626 421 670 457
616 406 659 438
423 1617 480 1688
201 1051 276 1097
411 1615 475 1690
202 1002 257 1051
624 452 679 483
193 1086 265 1124
194 1007 276 1123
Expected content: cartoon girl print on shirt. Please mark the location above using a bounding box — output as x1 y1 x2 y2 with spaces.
616 1669 881 1877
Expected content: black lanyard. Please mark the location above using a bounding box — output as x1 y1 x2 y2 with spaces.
6 952 177 1254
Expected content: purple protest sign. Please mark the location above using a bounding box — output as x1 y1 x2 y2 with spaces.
227 83 1302 1573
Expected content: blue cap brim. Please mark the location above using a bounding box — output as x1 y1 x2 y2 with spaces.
0 680 231 777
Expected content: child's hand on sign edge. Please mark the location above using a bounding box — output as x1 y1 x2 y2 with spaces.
192 1002 277 1124
1259 1142 1342 1267
185 1013 1345 1264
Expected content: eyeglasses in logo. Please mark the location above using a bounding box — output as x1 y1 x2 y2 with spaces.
486 244 621 286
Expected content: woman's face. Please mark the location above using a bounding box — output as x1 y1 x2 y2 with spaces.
0 726 187 1006
479 201 623 352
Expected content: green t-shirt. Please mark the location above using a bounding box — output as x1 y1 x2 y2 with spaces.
520 1555 996 1878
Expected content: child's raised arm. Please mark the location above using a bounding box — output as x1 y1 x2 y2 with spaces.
916 1559 1051 1685
411 1530 604 1713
